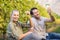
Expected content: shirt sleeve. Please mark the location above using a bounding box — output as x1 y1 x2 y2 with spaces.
42 17 51 22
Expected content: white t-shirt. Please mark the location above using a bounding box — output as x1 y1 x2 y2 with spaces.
31 16 49 39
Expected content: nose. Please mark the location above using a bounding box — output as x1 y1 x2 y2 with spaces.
37 13 39 15
15 15 19 18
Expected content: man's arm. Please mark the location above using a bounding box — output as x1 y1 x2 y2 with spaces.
29 18 34 31
45 7 55 22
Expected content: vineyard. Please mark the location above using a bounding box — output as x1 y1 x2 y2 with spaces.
0 0 60 40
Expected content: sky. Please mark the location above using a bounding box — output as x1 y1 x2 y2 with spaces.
35 0 60 15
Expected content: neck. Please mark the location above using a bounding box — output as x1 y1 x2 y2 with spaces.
13 21 18 23
33 16 41 20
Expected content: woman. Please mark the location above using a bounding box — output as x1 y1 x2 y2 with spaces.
7 10 32 40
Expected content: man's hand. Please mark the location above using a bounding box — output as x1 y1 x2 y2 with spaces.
47 7 55 22
47 7 51 15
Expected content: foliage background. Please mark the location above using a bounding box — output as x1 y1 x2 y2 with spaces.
0 0 60 39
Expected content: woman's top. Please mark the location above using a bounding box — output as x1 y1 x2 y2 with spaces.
7 21 30 40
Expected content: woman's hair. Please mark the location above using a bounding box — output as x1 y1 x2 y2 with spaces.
10 10 19 22
11 10 19 16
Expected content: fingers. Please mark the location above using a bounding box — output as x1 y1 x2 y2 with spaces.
47 7 51 14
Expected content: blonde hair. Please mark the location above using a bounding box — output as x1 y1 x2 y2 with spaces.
10 10 19 22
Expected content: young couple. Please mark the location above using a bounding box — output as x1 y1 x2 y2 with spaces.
7 7 60 40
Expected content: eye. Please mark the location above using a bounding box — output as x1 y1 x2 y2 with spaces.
35 10 38 13
17 15 19 16
36 11 38 13
14 14 16 16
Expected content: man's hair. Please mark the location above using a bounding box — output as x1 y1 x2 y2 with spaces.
30 7 37 15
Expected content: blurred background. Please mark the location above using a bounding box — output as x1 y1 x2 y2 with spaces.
0 0 60 40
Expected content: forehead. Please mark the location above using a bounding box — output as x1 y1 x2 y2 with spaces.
32 9 38 12
13 11 19 15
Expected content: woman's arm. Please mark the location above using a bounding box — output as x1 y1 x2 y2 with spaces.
19 31 32 40
19 19 34 40
8 23 32 40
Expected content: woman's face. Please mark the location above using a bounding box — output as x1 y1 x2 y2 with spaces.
12 11 19 22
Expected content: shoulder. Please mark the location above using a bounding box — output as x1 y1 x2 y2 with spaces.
40 16 45 19
7 22 13 30
30 17 36 24
30 17 36 21
8 22 13 26
40 16 48 20
7 22 15 29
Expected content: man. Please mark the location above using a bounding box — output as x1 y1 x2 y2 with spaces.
29 7 60 40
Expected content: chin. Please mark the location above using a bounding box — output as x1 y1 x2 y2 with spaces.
13 20 18 22
37 16 40 18
15 20 18 22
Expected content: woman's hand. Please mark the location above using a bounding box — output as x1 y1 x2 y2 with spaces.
18 32 32 40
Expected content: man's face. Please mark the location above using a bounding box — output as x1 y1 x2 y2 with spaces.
32 9 40 18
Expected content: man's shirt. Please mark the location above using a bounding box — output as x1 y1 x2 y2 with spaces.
31 16 49 39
